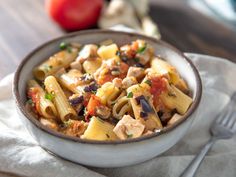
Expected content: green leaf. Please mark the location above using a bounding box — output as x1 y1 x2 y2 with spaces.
133 58 140 62
59 42 68 50
116 50 121 56
137 43 147 54
127 92 133 98
45 92 55 101
26 99 34 106
43 64 52 72
127 134 133 138
145 79 152 86
67 46 72 53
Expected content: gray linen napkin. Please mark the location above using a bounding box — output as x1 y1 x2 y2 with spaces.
0 54 235 177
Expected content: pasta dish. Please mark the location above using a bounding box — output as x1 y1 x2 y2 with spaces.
25 39 193 141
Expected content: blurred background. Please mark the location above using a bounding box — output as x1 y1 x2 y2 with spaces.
1 0 236 79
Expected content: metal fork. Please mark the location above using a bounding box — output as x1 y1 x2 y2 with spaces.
180 92 236 177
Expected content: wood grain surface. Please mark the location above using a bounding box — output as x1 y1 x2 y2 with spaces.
0 0 236 80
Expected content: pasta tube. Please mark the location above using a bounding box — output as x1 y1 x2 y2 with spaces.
82 116 117 140
96 82 121 106
58 69 83 94
97 44 119 60
34 48 78 80
82 58 102 74
160 84 193 115
127 83 163 130
27 80 58 119
112 96 132 119
151 57 188 92
44 76 76 122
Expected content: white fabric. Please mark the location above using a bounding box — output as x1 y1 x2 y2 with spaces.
0 54 236 177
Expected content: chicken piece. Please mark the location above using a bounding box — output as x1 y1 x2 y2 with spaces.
112 78 123 88
63 120 88 137
122 76 138 89
70 60 82 71
76 44 98 63
143 130 153 136
96 105 111 119
135 40 154 65
40 118 58 130
167 113 182 126
127 66 145 80
113 115 145 139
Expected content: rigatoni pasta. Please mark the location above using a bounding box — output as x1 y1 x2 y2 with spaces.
44 76 76 122
25 40 193 141
33 48 78 80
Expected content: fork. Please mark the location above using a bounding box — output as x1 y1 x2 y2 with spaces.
180 92 236 177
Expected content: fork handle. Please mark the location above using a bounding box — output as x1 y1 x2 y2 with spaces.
180 138 216 177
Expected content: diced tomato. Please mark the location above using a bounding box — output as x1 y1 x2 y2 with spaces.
86 95 102 117
97 62 129 85
83 92 92 107
120 62 129 76
131 41 139 51
27 87 41 114
97 74 114 85
150 76 168 107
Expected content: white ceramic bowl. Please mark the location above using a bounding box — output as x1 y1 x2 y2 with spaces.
13 30 202 168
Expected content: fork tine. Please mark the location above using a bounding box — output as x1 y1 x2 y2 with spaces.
216 92 236 124
217 107 232 124
225 113 236 128
231 120 236 132
231 92 236 103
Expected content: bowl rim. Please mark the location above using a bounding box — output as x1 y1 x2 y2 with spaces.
13 29 202 145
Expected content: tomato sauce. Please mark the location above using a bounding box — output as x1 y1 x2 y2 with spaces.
150 76 168 107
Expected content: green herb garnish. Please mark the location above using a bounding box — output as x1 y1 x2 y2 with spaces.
45 92 55 101
59 42 68 50
67 46 72 53
26 99 34 106
137 43 147 54
145 79 152 86
127 134 133 138
116 50 121 56
134 58 140 62
64 119 73 127
60 42 72 53
127 92 133 98
43 64 52 72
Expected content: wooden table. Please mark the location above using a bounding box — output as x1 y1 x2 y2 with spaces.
1 0 236 80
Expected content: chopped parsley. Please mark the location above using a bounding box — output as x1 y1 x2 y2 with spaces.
59 42 68 50
45 92 55 101
67 46 72 53
64 119 73 127
134 58 140 62
127 134 133 138
59 42 72 53
137 43 147 54
43 64 52 72
145 79 152 86
26 99 34 106
127 92 133 98
116 50 121 56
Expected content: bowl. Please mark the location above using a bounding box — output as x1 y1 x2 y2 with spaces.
13 30 202 168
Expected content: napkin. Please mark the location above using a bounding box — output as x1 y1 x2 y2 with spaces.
0 54 236 177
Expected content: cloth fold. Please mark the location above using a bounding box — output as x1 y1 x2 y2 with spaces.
0 54 236 177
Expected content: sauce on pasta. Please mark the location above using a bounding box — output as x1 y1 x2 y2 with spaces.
25 39 193 141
